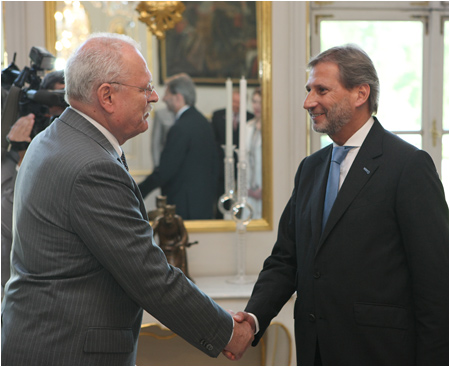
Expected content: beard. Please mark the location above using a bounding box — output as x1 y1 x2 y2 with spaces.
312 97 353 136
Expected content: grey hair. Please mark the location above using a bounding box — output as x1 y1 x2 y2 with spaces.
307 44 380 115
64 32 141 105
165 73 196 106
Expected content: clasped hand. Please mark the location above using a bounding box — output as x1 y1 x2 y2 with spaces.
222 311 256 361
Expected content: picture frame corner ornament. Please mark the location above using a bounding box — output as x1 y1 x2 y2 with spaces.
136 1 186 40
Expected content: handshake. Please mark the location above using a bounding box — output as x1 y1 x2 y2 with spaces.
222 311 257 361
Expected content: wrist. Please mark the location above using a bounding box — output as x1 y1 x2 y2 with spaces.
247 313 260 335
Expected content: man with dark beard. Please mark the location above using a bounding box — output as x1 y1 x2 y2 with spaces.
229 44 449 365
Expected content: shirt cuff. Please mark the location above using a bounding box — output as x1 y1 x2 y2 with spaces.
247 313 260 335
228 317 234 344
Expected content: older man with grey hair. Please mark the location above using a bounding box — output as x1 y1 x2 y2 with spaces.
1 33 253 365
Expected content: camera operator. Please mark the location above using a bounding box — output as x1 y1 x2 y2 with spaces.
1 70 65 296
39 70 65 118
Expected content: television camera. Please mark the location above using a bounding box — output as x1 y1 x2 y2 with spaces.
1 46 68 153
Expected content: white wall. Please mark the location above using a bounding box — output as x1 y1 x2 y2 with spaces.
2 2 46 69
1 0 309 282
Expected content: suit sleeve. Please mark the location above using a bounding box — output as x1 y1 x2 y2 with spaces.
70 159 233 357
245 161 303 344
396 150 449 365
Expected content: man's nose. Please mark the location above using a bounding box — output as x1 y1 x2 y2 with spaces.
149 90 159 103
303 92 317 110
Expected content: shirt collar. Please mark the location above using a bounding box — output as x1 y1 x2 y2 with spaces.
335 116 374 148
176 105 190 120
70 107 122 156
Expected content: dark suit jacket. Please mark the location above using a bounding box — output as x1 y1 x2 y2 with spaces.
246 118 449 365
211 108 254 150
1 108 232 365
139 106 218 220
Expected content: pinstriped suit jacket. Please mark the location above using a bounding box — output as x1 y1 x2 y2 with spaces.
1 108 232 365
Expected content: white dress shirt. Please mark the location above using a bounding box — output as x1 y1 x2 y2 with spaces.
335 116 374 188
175 105 189 120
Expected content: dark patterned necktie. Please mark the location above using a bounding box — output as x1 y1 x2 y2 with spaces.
120 152 129 171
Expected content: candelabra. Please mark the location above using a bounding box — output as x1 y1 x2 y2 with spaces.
227 157 255 284
219 76 255 284
218 148 236 219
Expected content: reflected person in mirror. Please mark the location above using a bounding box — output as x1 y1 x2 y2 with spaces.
230 44 449 365
1 33 253 365
139 73 219 220
246 87 262 219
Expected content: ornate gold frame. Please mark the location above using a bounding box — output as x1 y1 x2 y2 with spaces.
44 1 273 233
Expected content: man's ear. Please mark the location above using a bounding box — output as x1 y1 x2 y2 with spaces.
355 84 370 108
175 93 185 108
97 83 114 113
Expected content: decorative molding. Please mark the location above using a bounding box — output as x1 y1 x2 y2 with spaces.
136 1 185 40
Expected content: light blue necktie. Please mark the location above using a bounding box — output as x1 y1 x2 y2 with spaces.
322 146 353 231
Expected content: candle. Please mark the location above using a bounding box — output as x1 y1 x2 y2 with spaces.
225 78 233 158
239 76 247 162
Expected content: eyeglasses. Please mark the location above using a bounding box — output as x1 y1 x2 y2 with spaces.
108 81 155 98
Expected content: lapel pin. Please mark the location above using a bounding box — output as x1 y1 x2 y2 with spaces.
363 167 370 175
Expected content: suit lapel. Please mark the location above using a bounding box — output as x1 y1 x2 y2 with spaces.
317 119 385 252
311 147 332 245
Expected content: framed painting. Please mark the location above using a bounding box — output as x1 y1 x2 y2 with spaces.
159 1 259 85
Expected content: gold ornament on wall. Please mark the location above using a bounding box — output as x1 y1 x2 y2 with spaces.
136 1 185 40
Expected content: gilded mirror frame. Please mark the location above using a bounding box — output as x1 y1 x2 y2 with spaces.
45 1 272 233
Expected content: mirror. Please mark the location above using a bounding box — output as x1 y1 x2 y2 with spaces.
45 1 272 232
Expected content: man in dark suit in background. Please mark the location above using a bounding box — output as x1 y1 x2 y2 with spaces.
1 33 253 366
211 89 253 218
230 44 449 365
139 73 219 220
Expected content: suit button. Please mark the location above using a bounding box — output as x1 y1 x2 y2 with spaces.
314 271 321 279
206 344 213 351
309 313 316 322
